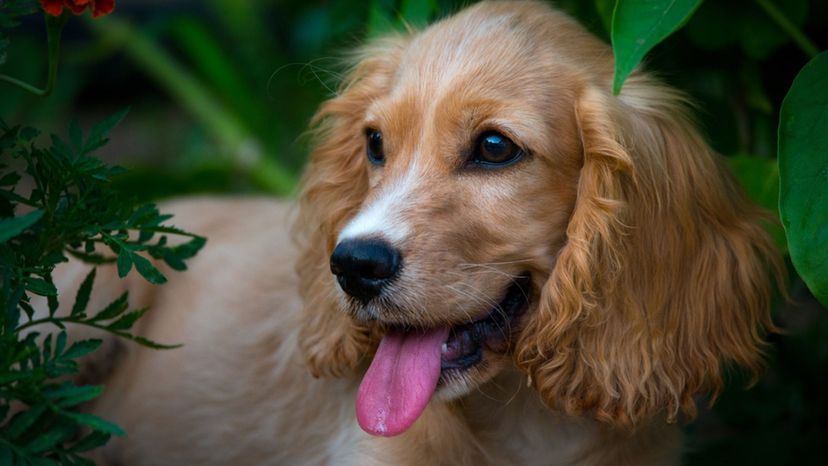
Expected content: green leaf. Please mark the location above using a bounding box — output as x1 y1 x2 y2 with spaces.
50 134 73 160
25 277 57 296
71 269 96 316
61 411 125 436
92 292 129 321
107 309 148 331
132 253 167 285
171 236 206 260
161 253 187 271
6 404 47 439
83 108 129 155
43 333 53 360
61 339 102 360
47 292 58 316
0 209 43 243
116 250 133 278
55 331 67 358
68 431 111 453
611 0 703 95
53 385 104 407
114 332 181 350
778 51 828 307
0 171 21 186
25 424 74 454
0 371 30 385
128 204 158 225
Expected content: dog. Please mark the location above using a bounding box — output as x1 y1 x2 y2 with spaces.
57 1 781 464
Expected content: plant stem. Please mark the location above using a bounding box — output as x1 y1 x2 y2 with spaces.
16 315 180 349
0 13 67 96
16 316 59 333
43 14 67 96
755 0 819 58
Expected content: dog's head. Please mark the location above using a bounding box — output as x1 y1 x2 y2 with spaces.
295 0 781 436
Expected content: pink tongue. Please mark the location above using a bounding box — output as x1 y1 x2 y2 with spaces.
356 327 449 437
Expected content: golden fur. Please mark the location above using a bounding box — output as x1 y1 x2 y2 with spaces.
297 0 781 426
46 2 781 464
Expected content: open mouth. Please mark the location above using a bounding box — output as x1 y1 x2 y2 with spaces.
355 273 532 437
439 273 532 372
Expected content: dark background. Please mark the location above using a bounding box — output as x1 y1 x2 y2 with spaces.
2 0 826 463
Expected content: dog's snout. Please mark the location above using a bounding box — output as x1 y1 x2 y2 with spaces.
330 238 401 302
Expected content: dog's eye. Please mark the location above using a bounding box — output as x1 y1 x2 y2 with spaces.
471 131 523 167
366 129 385 165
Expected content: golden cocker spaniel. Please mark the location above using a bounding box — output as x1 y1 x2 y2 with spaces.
65 2 781 464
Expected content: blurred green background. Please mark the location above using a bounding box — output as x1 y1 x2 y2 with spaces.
2 0 826 463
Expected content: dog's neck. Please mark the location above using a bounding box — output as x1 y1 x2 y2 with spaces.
430 368 683 465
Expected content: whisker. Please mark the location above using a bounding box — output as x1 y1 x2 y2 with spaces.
474 371 524 407
453 267 532 304
445 284 490 324
451 267 523 281
448 282 511 342
267 57 344 99
458 258 534 267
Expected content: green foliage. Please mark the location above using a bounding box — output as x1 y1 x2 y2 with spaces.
601 1 826 462
726 153 786 251
368 0 438 36
611 0 703 95
0 0 825 464
0 113 205 463
607 0 827 306
778 51 828 307
685 0 810 59
0 0 36 66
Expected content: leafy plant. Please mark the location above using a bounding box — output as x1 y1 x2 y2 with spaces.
607 1 826 463
611 0 702 95
0 1 37 68
778 51 828 307
609 0 825 298
1 0 825 464
0 112 205 464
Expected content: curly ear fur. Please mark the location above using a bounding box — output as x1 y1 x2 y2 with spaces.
295 37 409 377
515 76 783 426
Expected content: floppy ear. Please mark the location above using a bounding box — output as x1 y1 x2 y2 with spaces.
515 78 783 426
296 37 407 377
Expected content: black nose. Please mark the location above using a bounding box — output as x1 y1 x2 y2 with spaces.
330 238 402 302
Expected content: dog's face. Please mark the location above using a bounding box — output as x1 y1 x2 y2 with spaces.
297 0 779 437
332 15 584 401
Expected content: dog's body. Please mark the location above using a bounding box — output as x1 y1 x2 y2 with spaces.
50 2 781 464
62 198 679 466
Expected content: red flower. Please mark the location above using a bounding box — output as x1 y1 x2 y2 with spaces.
40 0 115 18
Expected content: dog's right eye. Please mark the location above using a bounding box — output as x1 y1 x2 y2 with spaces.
469 131 523 168
366 129 385 165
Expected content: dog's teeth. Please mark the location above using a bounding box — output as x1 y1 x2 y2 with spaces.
441 343 448 353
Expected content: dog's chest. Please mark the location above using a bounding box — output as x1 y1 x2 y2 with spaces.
461 375 598 465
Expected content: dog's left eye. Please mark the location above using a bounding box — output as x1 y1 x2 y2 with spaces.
366 129 385 165
471 131 523 167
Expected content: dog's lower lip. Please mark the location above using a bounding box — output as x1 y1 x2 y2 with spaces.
439 273 531 371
